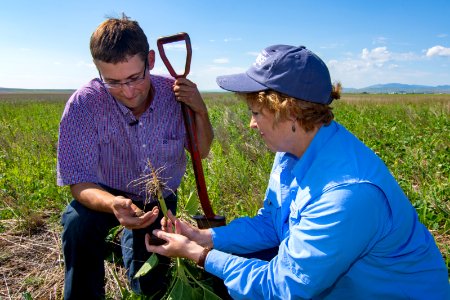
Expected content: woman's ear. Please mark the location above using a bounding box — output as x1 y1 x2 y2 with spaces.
287 114 298 123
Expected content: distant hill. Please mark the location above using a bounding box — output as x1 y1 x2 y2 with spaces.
0 87 75 94
2 84 450 94
343 83 450 94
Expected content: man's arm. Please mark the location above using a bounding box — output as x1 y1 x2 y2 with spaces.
173 78 214 158
70 182 116 213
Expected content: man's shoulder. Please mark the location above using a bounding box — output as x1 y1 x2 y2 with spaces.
68 79 110 105
151 74 175 93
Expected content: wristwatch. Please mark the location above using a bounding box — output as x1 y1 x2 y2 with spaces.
197 247 212 268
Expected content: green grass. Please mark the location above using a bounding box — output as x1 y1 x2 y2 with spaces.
0 95 72 226
0 92 449 290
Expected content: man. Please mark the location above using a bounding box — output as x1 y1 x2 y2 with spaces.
57 15 213 299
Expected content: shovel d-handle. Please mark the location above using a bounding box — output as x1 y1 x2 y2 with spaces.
157 33 225 226
157 32 192 79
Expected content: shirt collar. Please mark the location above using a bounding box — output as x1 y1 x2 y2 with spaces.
291 120 338 181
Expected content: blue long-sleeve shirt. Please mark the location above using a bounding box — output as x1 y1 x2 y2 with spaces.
207 121 449 299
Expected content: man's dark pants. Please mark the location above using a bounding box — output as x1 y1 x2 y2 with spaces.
61 189 176 299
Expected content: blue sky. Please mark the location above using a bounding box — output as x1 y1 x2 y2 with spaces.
1 0 449 91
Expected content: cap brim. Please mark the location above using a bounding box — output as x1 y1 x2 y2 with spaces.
216 72 268 93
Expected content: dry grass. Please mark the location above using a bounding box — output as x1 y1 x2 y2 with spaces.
0 219 129 299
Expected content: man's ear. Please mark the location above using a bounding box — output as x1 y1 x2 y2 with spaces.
147 50 155 70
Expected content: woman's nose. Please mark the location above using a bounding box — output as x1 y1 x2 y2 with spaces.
249 116 257 129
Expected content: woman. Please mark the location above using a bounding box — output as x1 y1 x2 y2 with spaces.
145 45 449 299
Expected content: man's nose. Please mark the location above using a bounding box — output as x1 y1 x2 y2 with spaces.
121 83 135 97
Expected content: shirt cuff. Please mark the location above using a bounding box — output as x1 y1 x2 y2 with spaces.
204 249 231 280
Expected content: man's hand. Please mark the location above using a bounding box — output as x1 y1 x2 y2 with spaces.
173 78 207 114
112 196 159 229
172 78 214 158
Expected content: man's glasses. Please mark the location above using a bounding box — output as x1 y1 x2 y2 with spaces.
100 60 148 90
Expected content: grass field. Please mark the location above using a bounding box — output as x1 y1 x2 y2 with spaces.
0 92 449 298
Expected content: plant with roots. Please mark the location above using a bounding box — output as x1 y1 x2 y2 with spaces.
130 160 222 300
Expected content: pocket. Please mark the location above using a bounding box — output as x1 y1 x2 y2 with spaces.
289 200 300 228
158 137 185 162
288 188 312 227
99 124 118 144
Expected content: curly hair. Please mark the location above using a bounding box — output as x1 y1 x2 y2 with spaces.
90 14 149 64
243 82 342 131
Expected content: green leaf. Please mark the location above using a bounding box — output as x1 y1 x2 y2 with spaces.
184 190 198 215
105 225 123 243
22 292 33 300
166 277 203 300
202 285 223 300
134 253 159 279
166 258 223 300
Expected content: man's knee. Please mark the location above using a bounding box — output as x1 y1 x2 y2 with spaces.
62 200 93 237
61 200 117 242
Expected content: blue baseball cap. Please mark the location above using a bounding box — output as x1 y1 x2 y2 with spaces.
216 45 333 104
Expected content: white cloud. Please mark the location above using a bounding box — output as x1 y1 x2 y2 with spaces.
246 51 260 57
393 52 419 61
426 45 450 57
223 38 242 43
437 33 448 38
76 61 95 68
188 65 247 90
361 47 391 66
163 43 188 50
327 46 434 88
213 58 229 64
372 36 388 45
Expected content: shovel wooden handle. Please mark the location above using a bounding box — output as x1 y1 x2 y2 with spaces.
157 33 225 227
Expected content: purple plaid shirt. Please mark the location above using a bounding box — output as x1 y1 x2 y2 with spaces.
57 75 187 200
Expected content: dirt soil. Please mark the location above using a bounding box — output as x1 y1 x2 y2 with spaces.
0 219 127 299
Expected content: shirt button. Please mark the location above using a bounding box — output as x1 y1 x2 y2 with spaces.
142 144 146 148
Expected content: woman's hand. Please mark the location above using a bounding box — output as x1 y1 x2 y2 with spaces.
145 228 204 262
161 210 198 239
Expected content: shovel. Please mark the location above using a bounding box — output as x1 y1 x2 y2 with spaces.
157 32 226 229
